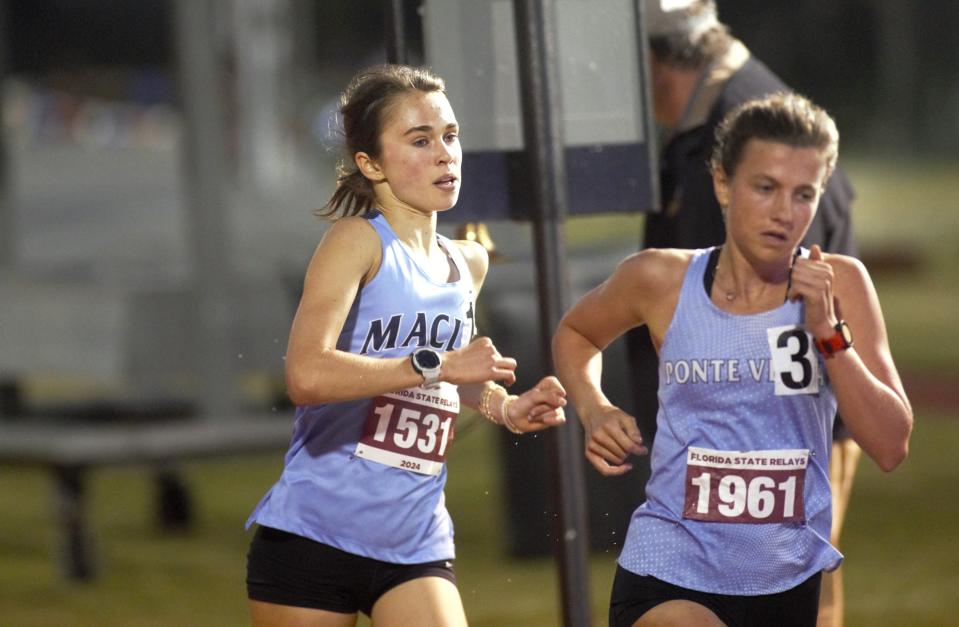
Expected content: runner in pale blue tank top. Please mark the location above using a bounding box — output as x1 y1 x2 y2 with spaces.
247 211 478 563
553 93 912 627
620 246 841 594
245 65 568 626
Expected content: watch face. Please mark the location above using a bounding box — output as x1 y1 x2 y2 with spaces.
839 321 853 345
414 349 441 369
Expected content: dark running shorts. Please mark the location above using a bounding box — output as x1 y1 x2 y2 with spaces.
246 525 457 616
609 566 821 627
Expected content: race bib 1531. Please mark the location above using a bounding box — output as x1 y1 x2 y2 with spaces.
354 385 459 475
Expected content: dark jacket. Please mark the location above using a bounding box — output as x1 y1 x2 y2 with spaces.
644 56 857 255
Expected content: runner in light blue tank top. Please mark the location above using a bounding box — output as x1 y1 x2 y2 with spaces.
245 64 568 624
553 92 912 626
247 211 476 563
619 246 841 594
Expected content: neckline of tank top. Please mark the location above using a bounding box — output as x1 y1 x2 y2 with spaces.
371 211 464 287
699 246 798 319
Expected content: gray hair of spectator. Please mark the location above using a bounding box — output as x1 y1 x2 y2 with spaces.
317 64 447 219
644 0 732 70
710 92 840 181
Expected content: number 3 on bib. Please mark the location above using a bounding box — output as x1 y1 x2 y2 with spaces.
767 325 820 395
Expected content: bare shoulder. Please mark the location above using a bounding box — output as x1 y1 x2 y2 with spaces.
823 251 867 274
306 216 381 284
450 239 490 291
561 247 693 346
324 215 379 245
824 252 873 297
615 247 694 294
316 216 381 260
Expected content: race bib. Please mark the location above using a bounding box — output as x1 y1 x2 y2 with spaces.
767 325 820 396
354 384 459 475
683 446 808 524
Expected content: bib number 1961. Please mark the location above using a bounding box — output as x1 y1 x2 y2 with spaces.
683 447 808 524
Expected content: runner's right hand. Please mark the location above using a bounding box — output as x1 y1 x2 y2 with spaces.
441 336 517 386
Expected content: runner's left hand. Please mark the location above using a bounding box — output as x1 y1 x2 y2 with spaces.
504 376 567 433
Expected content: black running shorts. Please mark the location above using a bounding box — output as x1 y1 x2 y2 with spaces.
609 566 821 627
246 525 457 616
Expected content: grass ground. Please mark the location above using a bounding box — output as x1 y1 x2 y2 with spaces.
1 156 957 625
0 411 957 626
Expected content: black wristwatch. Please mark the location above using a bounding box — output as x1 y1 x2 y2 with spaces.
814 320 854 358
410 348 443 389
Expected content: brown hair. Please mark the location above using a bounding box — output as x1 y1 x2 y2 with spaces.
316 64 447 220
710 92 840 180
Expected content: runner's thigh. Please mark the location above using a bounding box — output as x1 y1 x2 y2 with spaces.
249 600 357 627
370 576 467 627
636 599 727 627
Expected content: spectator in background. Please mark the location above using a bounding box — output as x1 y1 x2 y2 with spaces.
629 2 860 625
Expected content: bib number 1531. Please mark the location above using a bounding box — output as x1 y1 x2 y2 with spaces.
354 387 458 476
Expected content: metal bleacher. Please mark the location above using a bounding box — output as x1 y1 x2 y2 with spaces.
0 78 311 579
0 270 297 580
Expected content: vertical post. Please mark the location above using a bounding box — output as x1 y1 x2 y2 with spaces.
386 0 424 67
0 1 13 271
173 0 240 417
512 1 591 625
634 0 661 213
385 0 408 64
0 2 23 412
54 466 95 581
233 0 294 191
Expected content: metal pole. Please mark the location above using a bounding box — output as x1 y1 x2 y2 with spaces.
512 1 591 625
173 0 240 417
385 0 408 64
0 2 13 271
634 0 661 214
233 0 294 191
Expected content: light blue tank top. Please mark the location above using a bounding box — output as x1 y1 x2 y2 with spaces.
246 211 475 563
619 247 842 594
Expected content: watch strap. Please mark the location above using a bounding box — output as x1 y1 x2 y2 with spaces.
815 321 852 358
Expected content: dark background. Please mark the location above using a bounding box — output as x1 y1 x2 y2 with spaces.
4 0 958 155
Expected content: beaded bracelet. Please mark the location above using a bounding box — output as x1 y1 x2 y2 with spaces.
500 394 522 434
479 384 501 425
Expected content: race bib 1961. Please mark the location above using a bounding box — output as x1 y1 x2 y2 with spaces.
354 384 459 475
683 446 808 524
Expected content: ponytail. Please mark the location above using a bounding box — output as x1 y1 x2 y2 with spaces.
315 165 376 219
